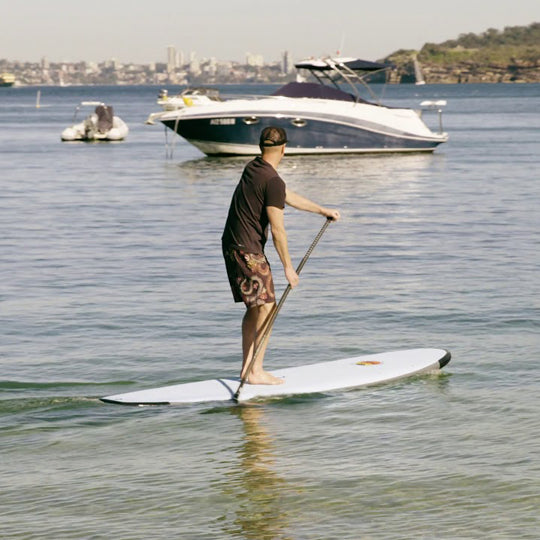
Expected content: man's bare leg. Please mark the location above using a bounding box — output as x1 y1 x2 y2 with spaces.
241 303 284 385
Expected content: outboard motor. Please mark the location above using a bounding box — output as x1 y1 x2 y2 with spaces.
95 105 114 133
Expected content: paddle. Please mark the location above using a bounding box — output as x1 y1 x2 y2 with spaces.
233 217 333 402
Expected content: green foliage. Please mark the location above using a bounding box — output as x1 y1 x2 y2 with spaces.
440 23 539 48
418 23 540 66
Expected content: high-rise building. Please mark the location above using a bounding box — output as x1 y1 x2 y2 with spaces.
167 46 177 73
177 50 185 67
281 51 292 74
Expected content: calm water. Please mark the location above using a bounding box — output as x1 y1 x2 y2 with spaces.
1 83 539 539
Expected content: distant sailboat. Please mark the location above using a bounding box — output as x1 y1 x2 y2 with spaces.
414 56 426 85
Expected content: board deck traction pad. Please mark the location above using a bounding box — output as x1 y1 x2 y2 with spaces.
100 348 451 406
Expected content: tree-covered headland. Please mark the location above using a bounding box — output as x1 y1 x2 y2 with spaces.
384 22 540 83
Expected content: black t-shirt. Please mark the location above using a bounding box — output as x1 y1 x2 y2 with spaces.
222 157 286 253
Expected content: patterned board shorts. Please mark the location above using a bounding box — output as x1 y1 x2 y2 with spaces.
223 248 276 308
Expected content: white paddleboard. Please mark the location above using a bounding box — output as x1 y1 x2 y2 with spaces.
100 348 450 405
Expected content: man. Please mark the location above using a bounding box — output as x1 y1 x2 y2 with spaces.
222 126 340 385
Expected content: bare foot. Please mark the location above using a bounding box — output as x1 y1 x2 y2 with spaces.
245 371 284 385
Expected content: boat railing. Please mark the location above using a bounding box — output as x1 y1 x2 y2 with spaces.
325 60 383 103
419 100 447 135
72 101 105 122
209 93 291 101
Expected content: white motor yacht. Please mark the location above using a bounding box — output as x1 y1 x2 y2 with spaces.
149 57 448 155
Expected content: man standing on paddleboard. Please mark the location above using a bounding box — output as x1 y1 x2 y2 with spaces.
222 126 340 385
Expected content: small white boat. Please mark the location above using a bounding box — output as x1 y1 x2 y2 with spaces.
157 87 221 110
145 87 221 125
0 72 16 87
61 102 129 141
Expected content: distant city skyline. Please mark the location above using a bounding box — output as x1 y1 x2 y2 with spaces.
1 0 539 64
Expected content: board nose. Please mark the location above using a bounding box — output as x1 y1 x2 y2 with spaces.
438 350 452 369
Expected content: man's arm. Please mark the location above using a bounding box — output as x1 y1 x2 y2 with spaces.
285 189 340 221
267 206 299 288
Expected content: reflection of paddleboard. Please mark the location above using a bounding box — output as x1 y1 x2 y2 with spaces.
100 348 451 406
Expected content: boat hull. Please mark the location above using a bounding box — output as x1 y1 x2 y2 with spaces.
164 115 444 155
160 99 447 156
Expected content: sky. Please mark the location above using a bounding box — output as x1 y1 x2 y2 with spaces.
1 0 539 64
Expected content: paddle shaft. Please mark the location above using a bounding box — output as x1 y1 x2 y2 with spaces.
233 218 332 401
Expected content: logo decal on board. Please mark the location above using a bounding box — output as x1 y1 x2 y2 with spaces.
356 361 382 366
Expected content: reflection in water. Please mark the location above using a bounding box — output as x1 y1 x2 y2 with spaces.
176 155 247 183
281 152 444 202
222 405 294 540
174 151 445 204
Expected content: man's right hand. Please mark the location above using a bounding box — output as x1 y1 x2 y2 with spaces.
285 266 299 288
322 208 341 221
